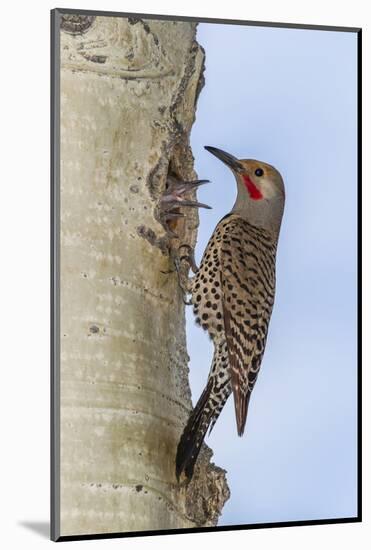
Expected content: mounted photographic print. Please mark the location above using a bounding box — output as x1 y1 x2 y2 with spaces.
51 8 361 541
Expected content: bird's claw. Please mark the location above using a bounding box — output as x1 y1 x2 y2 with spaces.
161 246 196 302
178 244 198 274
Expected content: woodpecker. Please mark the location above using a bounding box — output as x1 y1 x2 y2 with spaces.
160 175 211 237
174 146 285 481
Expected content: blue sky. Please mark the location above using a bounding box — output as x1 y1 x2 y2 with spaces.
186 22 358 525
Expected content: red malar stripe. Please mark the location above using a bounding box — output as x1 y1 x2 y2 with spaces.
242 175 263 200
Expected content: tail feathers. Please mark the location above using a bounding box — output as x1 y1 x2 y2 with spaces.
208 400 226 435
233 387 251 436
176 380 214 481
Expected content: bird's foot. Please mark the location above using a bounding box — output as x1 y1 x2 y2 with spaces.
178 244 198 274
165 244 199 304
172 253 193 303
159 175 211 237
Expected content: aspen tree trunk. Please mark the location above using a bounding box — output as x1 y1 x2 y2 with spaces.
57 12 229 537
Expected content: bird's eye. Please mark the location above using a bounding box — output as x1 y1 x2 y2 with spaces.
255 168 264 177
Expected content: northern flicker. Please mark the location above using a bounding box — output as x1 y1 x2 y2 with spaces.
159 175 211 237
175 145 285 481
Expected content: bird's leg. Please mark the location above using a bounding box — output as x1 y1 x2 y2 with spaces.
159 175 211 237
170 247 195 303
167 242 203 305
178 244 198 274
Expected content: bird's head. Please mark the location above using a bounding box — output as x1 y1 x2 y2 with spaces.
205 146 285 236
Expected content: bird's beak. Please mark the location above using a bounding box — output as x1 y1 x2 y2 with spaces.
204 146 243 172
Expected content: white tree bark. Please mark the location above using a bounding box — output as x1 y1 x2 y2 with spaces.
57 13 229 537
